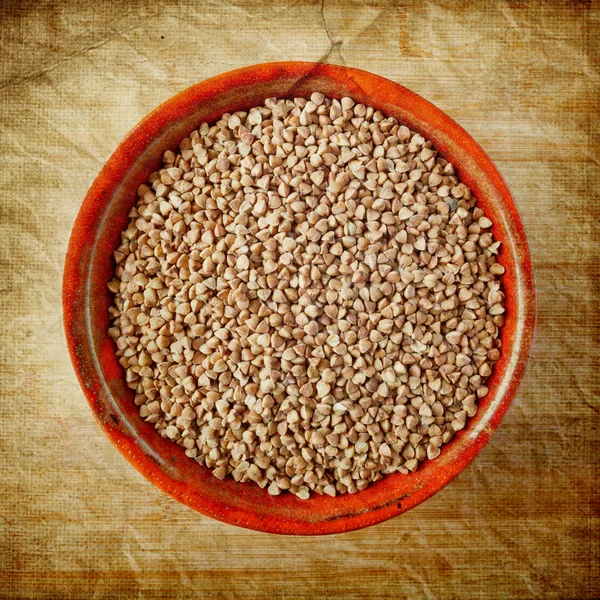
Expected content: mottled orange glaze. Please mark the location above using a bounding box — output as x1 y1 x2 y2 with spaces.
63 62 536 535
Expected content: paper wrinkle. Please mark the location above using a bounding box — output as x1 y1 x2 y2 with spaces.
0 22 143 93
319 0 346 65
0 0 598 598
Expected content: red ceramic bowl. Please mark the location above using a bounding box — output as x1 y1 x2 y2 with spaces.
63 62 535 535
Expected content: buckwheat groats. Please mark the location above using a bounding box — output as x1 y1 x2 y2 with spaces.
107 94 505 499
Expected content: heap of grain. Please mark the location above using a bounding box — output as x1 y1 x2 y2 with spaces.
108 94 505 498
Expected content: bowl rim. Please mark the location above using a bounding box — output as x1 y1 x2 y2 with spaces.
63 61 536 535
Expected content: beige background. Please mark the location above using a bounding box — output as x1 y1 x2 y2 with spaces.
1 0 598 598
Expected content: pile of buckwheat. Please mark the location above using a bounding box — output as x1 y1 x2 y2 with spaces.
108 94 505 499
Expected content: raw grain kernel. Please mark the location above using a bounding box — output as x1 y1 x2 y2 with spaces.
108 95 505 498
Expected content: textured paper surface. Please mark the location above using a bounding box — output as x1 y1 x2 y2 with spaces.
0 0 598 598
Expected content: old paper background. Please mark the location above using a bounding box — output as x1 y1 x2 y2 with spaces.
0 0 598 598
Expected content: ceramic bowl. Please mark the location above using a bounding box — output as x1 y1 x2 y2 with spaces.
63 62 535 535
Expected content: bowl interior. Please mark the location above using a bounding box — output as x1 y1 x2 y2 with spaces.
64 62 535 535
